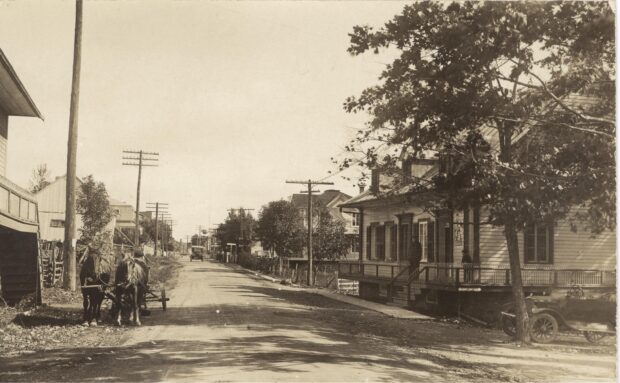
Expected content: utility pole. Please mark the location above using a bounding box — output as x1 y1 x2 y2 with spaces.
146 202 168 256
285 179 333 285
63 0 83 291
123 150 158 251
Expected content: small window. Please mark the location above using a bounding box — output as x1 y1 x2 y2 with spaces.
19 198 28 220
524 223 553 264
0 187 8 211
50 219 65 228
28 202 36 221
419 221 428 261
9 193 19 216
351 213 360 227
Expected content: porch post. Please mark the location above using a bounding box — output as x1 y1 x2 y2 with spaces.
358 207 364 262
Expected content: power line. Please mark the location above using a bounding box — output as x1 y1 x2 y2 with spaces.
285 179 334 285
123 149 159 248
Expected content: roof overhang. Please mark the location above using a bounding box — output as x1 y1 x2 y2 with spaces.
0 48 43 119
340 189 443 210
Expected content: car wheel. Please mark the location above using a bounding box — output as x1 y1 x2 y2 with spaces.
530 313 558 344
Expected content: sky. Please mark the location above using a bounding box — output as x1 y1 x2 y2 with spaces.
0 0 409 239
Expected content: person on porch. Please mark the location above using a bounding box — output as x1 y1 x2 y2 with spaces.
409 239 422 279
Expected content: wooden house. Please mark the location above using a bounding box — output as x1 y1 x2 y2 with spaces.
35 175 83 242
0 48 43 304
338 117 615 322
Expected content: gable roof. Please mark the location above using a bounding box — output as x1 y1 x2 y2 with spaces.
340 93 601 209
290 189 352 209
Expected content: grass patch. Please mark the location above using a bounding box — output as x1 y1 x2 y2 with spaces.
145 254 183 290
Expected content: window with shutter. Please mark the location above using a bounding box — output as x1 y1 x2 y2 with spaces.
375 226 385 261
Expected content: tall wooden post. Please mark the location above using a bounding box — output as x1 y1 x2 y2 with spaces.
62 0 83 291
285 179 333 286
134 150 143 249
307 180 313 285
154 202 159 256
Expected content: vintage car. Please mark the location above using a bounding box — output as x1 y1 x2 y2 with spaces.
501 288 616 343
190 246 206 262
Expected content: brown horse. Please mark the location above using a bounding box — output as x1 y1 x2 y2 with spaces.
79 249 111 326
114 256 148 326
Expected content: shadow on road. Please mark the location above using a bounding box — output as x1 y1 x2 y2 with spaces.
1 264 614 382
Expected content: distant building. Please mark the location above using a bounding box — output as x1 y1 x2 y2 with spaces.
35 175 83 242
290 189 360 260
0 48 43 304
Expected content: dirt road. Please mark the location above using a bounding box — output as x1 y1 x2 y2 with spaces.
0 259 615 382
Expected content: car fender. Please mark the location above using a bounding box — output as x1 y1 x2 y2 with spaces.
531 307 567 327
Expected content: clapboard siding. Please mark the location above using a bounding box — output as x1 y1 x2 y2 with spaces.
554 219 615 269
35 175 83 241
479 208 616 270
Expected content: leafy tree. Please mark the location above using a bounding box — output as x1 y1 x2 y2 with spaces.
343 1 614 343
77 175 113 248
215 209 256 253
256 200 305 258
312 206 350 261
29 164 51 193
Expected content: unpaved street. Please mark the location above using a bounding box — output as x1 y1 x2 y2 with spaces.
0 259 615 382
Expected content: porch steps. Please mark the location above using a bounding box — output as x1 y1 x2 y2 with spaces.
389 285 410 308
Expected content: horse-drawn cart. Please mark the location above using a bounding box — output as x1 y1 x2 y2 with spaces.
142 284 169 311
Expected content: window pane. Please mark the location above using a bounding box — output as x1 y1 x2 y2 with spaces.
28 202 36 221
524 225 536 262
375 226 385 260
419 222 427 260
537 225 548 262
19 198 28 219
9 193 19 216
0 187 7 212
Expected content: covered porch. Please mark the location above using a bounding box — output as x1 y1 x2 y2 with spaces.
338 260 616 292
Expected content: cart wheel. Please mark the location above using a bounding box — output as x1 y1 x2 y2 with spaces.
161 289 167 311
584 331 607 343
530 313 558 343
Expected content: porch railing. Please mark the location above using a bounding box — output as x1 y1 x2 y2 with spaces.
338 261 616 289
